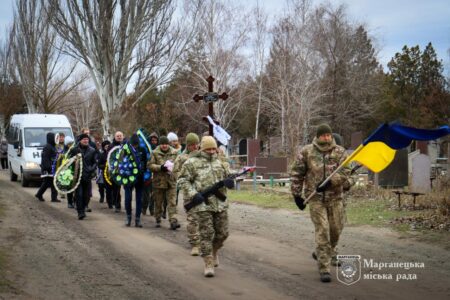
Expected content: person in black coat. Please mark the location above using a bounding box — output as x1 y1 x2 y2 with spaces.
97 140 112 208
35 132 59 202
108 131 125 213
69 134 97 220
124 134 148 227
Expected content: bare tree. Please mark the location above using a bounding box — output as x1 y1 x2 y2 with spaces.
251 1 269 140
175 0 252 131
63 89 102 135
264 1 323 154
310 4 382 139
48 0 199 136
10 0 86 114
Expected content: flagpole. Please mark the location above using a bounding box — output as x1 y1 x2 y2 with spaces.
304 144 364 204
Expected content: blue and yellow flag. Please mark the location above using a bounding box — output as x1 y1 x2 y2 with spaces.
344 123 450 173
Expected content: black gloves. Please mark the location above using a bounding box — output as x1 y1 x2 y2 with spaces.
294 196 306 211
160 165 168 172
223 178 235 189
192 193 205 205
316 180 332 193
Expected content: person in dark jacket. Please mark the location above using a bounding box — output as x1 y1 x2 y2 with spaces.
124 134 147 227
109 131 125 212
35 132 60 202
69 134 97 220
97 140 112 208
142 132 159 216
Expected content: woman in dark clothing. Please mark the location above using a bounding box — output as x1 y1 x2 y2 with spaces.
35 132 59 202
97 140 112 208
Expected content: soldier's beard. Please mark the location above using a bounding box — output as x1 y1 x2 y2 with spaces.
317 140 331 146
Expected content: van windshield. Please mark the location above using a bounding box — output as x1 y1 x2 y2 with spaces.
24 128 73 147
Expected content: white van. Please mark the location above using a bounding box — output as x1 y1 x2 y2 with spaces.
6 114 74 187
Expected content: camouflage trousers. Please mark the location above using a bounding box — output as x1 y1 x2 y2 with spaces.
187 211 200 247
197 210 229 257
153 187 177 223
309 199 345 273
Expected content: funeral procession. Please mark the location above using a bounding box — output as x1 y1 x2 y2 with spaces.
0 0 449 299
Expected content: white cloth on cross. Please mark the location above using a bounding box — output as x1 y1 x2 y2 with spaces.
206 116 231 146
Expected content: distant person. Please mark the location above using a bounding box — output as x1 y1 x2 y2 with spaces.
109 131 125 212
124 134 147 227
35 132 60 202
290 124 351 283
168 132 182 154
173 133 200 255
142 132 159 216
68 133 97 220
148 136 179 229
0 138 8 170
97 140 112 206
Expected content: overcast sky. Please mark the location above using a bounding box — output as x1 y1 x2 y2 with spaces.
1 0 449 73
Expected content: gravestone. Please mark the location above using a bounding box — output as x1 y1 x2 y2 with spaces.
409 153 431 193
377 149 408 188
255 157 288 178
416 141 428 155
247 139 260 166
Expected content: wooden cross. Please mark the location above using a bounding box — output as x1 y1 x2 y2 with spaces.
193 75 229 136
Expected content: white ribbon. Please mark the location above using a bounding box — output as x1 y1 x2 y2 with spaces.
206 116 231 146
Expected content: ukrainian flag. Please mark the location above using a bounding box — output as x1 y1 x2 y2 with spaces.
343 123 450 173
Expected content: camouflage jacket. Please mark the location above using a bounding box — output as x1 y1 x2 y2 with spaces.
178 151 231 213
147 146 179 188
290 137 350 202
173 149 198 179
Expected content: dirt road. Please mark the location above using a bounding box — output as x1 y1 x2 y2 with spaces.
0 170 449 300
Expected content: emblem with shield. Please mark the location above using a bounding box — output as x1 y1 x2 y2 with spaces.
337 255 361 285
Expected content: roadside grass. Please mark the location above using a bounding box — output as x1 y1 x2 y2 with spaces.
227 186 450 246
228 189 299 211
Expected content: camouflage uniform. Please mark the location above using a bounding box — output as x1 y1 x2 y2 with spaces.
178 151 230 257
148 145 179 224
173 149 200 248
290 137 350 274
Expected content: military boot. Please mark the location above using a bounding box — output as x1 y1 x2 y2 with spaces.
155 219 161 228
190 245 200 256
203 255 215 277
320 272 331 283
212 249 219 267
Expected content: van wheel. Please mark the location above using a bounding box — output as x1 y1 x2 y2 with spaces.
21 169 29 187
10 164 18 182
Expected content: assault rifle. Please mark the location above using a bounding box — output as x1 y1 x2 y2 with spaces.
184 167 255 211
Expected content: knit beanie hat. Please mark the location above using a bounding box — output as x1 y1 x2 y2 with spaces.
167 132 178 142
185 133 200 146
64 136 74 146
200 136 217 151
78 133 89 141
316 123 332 137
159 136 169 145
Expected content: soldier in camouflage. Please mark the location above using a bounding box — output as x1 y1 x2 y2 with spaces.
290 124 351 283
173 133 201 256
178 136 230 277
147 136 180 229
